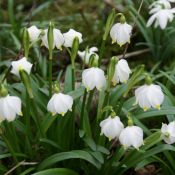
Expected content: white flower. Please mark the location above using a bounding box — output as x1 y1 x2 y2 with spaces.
82 67 106 91
27 25 41 42
110 22 132 46
41 28 64 50
161 121 175 144
63 29 83 48
78 47 99 64
147 9 175 29
47 93 73 116
149 0 171 14
119 126 144 149
112 59 131 85
11 57 33 77
135 84 164 111
0 95 22 122
100 116 124 140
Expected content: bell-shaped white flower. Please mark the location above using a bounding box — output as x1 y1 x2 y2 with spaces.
147 9 175 29
41 28 64 50
0 95 22 122
63 29 83 48
82 67 106 91
119 125 144 149
78 47 99 64
112 59 131 85
47 93 73 116
11 57 33 77
135 84 164 111
27 25 41 42
161 121 175 144
110 22 132 46
100 116 124 140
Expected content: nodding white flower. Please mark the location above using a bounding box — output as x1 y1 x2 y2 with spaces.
47 93 73 116
11 57 33 77
147 9 175 29
78 47 99 64
112 59 131 85
82 67 106 91
110 22 132 47
119 126 144 149
100 116 124 140
41 29 64 50
27 25 41 42
63 29 83 48
0 95 22 122
149 0 171 14
161 121 175 144
135 84 164 111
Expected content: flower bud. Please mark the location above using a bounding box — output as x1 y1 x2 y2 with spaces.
23 27 30 57
145 74 153 85
103 8 116 41
117 13 126 24
71 37 79 63
0 85 8 97
107 56 119 82
20 70 33 99
48 22 54 59
89 54 99 67
78 47 98 65
53 81 60 93
127 116 133 126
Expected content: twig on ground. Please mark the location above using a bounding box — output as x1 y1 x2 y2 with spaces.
4 160 38 175
103 48 150 64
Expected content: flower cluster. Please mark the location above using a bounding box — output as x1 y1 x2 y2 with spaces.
100 115 144 149
1 9 175 154
147 0 175 29
28 26 83 48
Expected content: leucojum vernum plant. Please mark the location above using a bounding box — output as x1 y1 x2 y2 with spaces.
1 0 175 175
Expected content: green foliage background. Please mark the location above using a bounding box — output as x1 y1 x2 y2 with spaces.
1 0 175 175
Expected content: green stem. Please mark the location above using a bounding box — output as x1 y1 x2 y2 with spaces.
102 80 111 111
31 99 45 138
86 90 94 112
1 134 18 164
96 83 110 143
71 62 75 90
10 123 20 153
116 97 125 115
80 90 87 129
4 122 20 155
48 58 52 97
25 92 33 158
98 39 106 66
